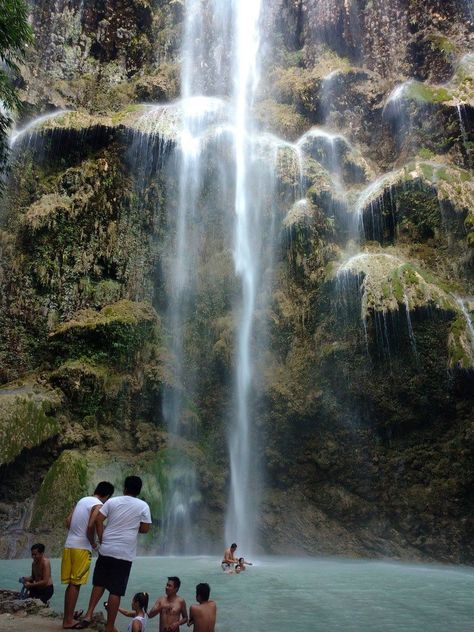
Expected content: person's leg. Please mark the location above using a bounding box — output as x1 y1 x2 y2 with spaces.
83 585 105 622
63 584 80 627
104 593 120 632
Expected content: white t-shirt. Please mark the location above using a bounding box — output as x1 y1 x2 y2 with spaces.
99 495 152 561
65 496 103 551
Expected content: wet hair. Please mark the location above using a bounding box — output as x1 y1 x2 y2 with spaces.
124 476 142 496
31 543 45 553
133 592 149 613
168 576 181 590
94 481 114 498
231 543 237 549
196 583 210 601
238 557 244 563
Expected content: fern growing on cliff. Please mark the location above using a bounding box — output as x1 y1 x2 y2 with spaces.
0 0 33 186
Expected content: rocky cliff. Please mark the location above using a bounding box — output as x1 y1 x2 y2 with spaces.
0 0 473 562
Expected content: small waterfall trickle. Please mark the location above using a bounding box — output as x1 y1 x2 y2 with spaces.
456 102 472 169
454 296 474 354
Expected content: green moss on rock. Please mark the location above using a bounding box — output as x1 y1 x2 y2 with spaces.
31 450 88 534
254 100 308 141
49 299 159 369
0 383 61 466
404 81 452 104
335 252 458 319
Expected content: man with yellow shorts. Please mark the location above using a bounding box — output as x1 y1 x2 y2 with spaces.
61 481 114 629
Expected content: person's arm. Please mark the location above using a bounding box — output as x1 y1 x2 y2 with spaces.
117 606 135 617
65 510 73 529
95 511 106 544
86 504 102 548
179 599 189 626
139 504 152 534
148 598 163 619
187 605 195 627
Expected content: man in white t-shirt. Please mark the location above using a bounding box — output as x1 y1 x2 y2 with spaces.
61 481 114 629
79 476 152 632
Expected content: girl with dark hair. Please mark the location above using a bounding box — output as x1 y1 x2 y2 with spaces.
113 591 149 631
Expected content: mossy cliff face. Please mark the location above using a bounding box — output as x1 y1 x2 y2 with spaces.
0 1 473 561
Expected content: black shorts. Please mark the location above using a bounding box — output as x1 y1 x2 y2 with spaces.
29 584 54 603
92 555 132 597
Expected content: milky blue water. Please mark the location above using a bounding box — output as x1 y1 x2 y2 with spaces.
1 556 473 631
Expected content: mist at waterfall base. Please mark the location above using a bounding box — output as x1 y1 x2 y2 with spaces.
1 556 473 632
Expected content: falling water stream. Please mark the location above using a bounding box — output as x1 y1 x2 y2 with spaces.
161 0 269 554
225 0 263 555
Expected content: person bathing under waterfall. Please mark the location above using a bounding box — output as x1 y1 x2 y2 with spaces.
237 557 252 571
221 543 238 571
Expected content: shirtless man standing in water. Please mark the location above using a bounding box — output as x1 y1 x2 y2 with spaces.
187 583 216 632
149 577 188 631
221 542 238 570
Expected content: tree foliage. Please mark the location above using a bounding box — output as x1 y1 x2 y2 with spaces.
0 0 33 181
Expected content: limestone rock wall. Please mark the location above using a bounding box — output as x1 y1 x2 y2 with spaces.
0 0 472 561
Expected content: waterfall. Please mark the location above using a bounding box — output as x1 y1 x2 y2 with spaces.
157 0 268 554
225 0 263 556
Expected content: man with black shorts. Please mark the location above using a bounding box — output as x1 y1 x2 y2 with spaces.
78 476 152 631
21 543 54 604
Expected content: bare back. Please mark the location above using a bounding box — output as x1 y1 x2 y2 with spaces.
188 601 216 632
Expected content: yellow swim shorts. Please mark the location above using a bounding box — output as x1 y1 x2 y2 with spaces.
61 548 92 585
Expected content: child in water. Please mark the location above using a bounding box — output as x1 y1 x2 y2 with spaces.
238 557 253 571
111 592 149 631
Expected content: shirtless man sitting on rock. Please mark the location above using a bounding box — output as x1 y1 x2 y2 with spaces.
187 583 216 632
21 543 54 604
148 576 188 631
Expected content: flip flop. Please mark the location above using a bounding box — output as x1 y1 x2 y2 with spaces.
73 610 84 620
72 620 91 629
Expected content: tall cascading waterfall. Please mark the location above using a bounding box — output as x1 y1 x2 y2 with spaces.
159 1 232 554
158 0 278 553
225 0 263 555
